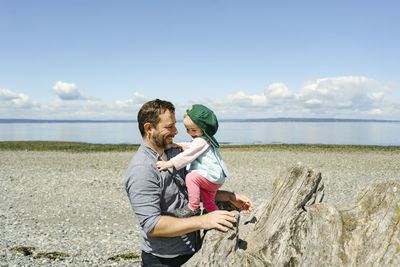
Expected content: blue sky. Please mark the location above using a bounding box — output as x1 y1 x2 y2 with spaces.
1 0 399 120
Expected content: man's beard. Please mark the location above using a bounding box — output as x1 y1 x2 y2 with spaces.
151 132 173 150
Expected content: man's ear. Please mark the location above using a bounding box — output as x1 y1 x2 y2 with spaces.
143 122 153 136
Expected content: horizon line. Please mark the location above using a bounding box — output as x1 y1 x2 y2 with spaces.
1 118 399 123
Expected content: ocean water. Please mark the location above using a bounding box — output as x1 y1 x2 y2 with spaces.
0 121 399 146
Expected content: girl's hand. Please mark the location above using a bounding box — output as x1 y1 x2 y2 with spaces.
229 192 253 213
156 160 174 171
171 143 183 151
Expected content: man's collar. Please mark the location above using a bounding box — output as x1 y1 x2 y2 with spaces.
141 141 161 160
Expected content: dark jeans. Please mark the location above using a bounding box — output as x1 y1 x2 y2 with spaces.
141 251 194 267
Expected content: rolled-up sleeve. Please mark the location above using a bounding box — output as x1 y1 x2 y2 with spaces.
125 163 162 234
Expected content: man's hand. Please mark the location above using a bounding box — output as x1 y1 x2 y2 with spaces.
199 210 236 232
156 160 174 171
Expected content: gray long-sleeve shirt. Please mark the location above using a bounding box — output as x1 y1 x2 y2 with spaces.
124 143 197 256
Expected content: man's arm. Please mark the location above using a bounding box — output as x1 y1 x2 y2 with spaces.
149 190 254 237
149 210 236 237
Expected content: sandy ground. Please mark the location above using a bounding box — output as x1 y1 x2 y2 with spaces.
1 148 399 265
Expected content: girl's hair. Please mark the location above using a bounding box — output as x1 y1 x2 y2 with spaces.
183 113 196 128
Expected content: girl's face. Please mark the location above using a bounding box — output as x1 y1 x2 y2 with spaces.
184 117 204 139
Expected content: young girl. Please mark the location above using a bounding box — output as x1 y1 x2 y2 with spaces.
156 104 230 217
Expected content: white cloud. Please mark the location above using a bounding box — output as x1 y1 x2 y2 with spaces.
52 81 90 100
33 92 149 119
265 83 294 99
0 88 39 109
305 99 323 106
371 92 384 101
367 108 383 115
297 76 384 111
1 76 399 120
210 83 296 116
226 91 267 106
0 88 19 100
115 92 149 110
205 76 399 119
218 83 295 110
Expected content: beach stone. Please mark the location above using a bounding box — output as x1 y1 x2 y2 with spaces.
185 165 400 266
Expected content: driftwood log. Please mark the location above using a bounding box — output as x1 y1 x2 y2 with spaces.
185 165 400 266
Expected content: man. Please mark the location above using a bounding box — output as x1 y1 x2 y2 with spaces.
125 99 253 266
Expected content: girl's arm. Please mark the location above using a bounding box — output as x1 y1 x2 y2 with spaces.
156 139 209 171
175 142 191 151
169 137 210 170
156 138 205 171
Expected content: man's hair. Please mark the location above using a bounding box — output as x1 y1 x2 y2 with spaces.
137 99 175 137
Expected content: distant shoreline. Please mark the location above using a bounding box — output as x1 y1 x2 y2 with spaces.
0 141 399 152
1 118 400 123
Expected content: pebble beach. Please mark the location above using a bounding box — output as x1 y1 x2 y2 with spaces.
1 146 400 266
